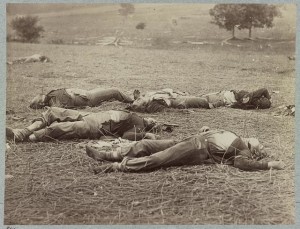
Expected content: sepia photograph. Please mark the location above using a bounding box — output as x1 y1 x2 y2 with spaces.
4 2 296 225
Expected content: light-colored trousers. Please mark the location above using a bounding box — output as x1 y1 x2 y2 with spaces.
112 137 209 172
66 88 133 107
86 88 133 106
170 96 209 109
32 107 130 141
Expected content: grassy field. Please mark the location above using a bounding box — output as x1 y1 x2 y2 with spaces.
5 3 296 225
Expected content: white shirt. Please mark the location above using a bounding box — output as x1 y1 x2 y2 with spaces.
203 130 238 152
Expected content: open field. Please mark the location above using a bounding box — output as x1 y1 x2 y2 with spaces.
5 3 296 225
5 40 296 225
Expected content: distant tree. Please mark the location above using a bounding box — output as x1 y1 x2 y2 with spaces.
209 4 281 39
238 4 281 38
118 3 135 18
11 15 44 43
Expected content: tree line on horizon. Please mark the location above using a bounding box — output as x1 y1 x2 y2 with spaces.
8 3 282 43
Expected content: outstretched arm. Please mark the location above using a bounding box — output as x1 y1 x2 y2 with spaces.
234 155 285 171
122 131 146 141
267 161 285 170
233 156 268 171
251 88 271 100
121 113 154 140
230 102 255 110
122 131 157 141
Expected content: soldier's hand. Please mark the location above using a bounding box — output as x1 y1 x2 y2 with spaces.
145 133 158 140
267 161 285 170
200 126 210 132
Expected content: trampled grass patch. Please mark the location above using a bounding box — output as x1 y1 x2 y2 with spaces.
5 36 295 225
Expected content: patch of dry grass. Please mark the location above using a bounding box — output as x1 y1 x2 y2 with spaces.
4 141 294 224
5 41 295 224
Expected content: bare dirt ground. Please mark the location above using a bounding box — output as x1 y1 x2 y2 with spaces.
4 40 295 225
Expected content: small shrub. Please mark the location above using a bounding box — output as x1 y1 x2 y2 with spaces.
50 38 64 44
136 22 146 30
11 15 44 43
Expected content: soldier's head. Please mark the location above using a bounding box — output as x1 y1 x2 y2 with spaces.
29 94 46 109
241 137 267 159
144 117 158 131
144 117 157 127
131 96 150 112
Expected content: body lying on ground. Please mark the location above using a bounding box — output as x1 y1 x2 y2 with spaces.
86 126 285 173
6 107 158 142
128 88 271 113
30 88 133 109
7 54 51 65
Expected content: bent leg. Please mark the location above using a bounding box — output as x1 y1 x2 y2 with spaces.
32 120 91 141
183 97 209 109
86 139 176 162
205 92 224 106
120 139 177 158
114 136 209 172
87 88 133 106
6 107 89 141
250 88 271 100
111 88 134 103
171 97 209 109
33 107 89 126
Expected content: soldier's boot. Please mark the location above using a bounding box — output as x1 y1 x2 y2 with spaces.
6 127 32 142
86 145 122 162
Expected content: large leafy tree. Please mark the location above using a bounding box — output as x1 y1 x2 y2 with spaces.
238 4 281 38
209 4 281 39
209 4 244 38
11 15 44 43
